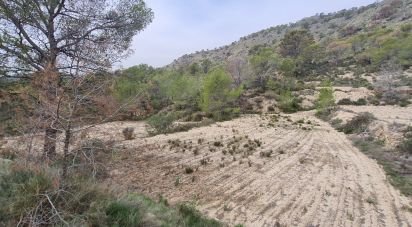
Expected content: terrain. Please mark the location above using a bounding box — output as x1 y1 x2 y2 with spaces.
1 0 412 226
62 109 411 226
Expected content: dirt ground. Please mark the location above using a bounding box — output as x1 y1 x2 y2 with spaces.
99 112 412 227
334 106 412 147
2 110 412 226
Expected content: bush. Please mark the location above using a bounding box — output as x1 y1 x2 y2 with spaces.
211 107 240 121
401 138 412 153
316 83 335 119
337 98 353 105
0 164 111 226
339 112 375 134
147 112 178 135
278 91 301 113
122 127 135 140
354 98 367 106
199 68 242 119
0 163 224 227
106 201 141 227
401 127 412 153
178 204 222 227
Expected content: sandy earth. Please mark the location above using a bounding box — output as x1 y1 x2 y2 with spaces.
99 112 412 227
2 109 412 226
333 87 374 102
334 106 412 146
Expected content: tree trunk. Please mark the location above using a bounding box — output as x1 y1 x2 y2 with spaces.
43 127 58 159
62 123 71 179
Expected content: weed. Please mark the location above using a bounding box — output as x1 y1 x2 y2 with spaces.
366 196 377 205
223 204 232 211
260 150 273 158
106 201 141 226
198 138 204 144
337 98 353 105
193 149 200 156
213 141 223 147
178 204 222 227
200 159 208 165
185 167 194 174
174 176 181 187
0 148 17 160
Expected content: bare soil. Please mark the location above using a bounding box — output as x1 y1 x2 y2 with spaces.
101 112 412 226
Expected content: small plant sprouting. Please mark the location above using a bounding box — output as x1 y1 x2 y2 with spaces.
122 127 135 140
213 141 223 147
185 167 194 174
200 158 208 165
174 176 181 187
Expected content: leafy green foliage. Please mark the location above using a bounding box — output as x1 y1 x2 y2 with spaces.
147 112 178 134
279 30 315 58
189 62 201 75
113 64 154 101
106 201 141 227
0 163 223 227
248 45 279 88
178 204 222 227
200 68 243 120
316 81 335 118
278 91 300 113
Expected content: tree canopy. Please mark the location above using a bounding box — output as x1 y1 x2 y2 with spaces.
278 30 315 58
0 0 154 77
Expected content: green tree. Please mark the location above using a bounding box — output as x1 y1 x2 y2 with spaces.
249 46 279 88
316 81 335 118
0 0 153 157
278 90 300 113
279 30 315 58
189 62 201 75
114 64 155 101
200 59 213 74
279 58 296 77
200 68 242 120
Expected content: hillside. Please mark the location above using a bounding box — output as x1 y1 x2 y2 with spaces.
167 0 412 74
1 0 412 226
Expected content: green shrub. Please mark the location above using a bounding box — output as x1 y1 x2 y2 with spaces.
200 68 242 121
354 98 367 106
401 138 412 153
316 83 336 120
0 163 224 227
147 112 178 135
178 204 222 227
106 201 141 227
0 165 110 226
337 98 353 105
278 91 300 113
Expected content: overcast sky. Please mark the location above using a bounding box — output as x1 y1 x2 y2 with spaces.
121 0 376 68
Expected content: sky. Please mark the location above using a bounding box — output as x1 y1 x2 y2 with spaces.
121 0 377 68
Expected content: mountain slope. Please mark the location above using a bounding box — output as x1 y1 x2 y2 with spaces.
167 0 412 71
